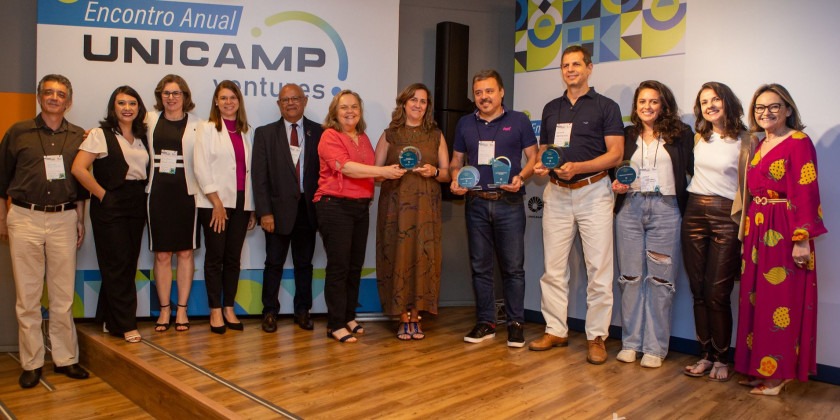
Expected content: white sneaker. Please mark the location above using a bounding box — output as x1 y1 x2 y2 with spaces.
640 354 663 368
616 349 636 363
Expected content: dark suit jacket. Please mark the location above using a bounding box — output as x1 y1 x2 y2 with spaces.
612 123 694 215
252 116 323 235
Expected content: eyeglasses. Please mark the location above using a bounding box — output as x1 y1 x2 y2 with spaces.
754 103 783 114
279 96 304 104
162 91 183 98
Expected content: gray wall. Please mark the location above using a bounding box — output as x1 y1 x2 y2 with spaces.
0 1 37 352
398 0 516 307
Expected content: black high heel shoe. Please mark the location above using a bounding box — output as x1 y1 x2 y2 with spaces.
224 317 244 331
155 303 172 332
174 304 190 332
210 323 227 334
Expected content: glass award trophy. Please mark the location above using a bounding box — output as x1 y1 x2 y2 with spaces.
458 166 480 189
399 146 421 169
541 146 563 169
615 160 640 185
489 156 512 188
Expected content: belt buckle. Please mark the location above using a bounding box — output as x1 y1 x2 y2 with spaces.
754 196 768 205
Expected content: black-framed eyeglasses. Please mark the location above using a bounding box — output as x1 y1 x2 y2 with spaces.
162 91 183 98
754 103 783 114
279 96 304 104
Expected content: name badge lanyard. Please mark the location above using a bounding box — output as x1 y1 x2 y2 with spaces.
467 118 502 165
37 126 70 182
639 139 660 193
548 99 580 181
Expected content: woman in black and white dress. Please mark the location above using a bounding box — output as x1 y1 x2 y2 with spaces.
146 74 202 332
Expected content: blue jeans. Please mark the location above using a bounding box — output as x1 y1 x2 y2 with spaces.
615 193 680 358
465 193 526 324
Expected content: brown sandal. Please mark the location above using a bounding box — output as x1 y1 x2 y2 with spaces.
683 359 713 377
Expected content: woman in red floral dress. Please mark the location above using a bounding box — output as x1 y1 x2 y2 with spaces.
734 84 826 395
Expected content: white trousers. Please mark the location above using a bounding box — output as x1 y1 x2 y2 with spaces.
540 177 614 340
7 205 79 370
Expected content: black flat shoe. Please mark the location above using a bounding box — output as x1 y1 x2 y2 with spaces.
19 367 42 388
326 328 356 343
210 324 227 334
54 363 89 379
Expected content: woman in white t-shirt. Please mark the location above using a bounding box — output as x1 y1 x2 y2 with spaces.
681 82 753 381
71 86 150 344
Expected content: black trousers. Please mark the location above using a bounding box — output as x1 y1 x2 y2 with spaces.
199 191 251 308
680 193 741 362
316 196 370 331
262 196 317 315
91 180 147 335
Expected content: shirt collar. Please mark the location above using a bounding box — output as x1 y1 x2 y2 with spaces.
560 87 597 104
34 114 68 134
473 106 508 123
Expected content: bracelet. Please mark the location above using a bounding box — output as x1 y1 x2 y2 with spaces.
433 168 440 178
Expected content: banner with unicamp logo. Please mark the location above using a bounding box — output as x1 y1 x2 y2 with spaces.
37 0 399 317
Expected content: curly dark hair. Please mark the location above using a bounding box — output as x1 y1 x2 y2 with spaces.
628 80 683 144
99 85 147 139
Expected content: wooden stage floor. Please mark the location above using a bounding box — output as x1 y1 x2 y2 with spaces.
2 307 839 419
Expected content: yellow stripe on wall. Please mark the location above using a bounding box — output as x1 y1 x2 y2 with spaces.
0 92 36 136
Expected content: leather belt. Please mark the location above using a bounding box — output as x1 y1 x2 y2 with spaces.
550 171 607 190
752 196 787 205
321 195 371 204
468 190 511 201
12 198 77 212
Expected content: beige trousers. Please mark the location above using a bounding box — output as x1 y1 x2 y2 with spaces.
7 205 79 370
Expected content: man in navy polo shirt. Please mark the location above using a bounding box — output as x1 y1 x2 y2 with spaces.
528 46 624 365
450 69 538 348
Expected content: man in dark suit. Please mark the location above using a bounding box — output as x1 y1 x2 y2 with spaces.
252 83 323 332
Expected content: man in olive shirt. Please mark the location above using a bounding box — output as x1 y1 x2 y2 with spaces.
0 74 90 388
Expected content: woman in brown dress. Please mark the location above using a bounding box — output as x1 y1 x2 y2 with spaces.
375 83 451 340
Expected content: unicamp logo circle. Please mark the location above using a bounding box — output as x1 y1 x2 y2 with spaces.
251 11 348 96
527 196 544 213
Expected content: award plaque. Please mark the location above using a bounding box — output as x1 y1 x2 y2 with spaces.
399 146 421 169
490 156 512 187
541 146 563 169
615 160 640 185
458 166 481 189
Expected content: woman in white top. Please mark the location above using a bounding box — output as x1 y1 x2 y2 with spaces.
681 82 752 381
71 86 150 343
611 80 693 368
193 80 256 334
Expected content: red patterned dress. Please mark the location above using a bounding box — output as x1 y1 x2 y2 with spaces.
734 131 826 381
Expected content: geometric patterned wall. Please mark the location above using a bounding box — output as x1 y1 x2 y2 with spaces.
515 0 687 72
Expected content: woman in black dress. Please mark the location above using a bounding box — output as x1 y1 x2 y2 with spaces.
147 75 201 332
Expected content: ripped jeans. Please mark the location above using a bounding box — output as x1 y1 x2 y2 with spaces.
615 193 681 358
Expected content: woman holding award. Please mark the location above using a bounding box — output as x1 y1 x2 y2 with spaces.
315 90 405 343
681 82 753 381
374 83 451 341
611 80 693 367
734 84 825 395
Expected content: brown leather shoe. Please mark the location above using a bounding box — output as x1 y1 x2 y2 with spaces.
262 313 277 333
528 333 568 351
587 336 607 365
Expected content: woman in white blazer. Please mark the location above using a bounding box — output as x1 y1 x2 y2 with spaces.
194 80 256 334
146 75 202 333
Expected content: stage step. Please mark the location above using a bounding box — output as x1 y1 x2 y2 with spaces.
0 350 151 419
76 323 297 419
